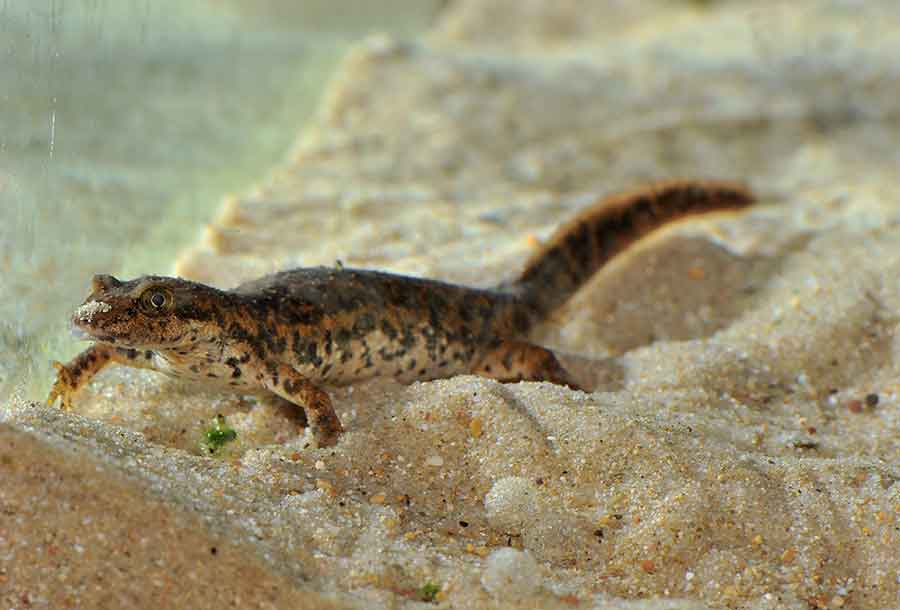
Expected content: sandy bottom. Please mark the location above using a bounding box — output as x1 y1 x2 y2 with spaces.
5 1 900 609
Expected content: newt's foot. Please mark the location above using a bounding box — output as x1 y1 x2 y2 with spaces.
310 410 344 448
473 340 584 391
47 361 77 410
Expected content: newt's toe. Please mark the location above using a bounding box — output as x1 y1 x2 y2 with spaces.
47 361 77 410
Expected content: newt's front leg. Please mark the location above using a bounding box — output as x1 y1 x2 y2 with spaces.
47 344 117 410
47 344 156 410
261 363 344 447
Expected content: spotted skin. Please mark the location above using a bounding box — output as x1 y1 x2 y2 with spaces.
48 179 754 447
471 340 580 388
47 344 157 409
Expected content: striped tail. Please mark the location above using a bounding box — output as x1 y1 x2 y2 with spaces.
503 179 755 318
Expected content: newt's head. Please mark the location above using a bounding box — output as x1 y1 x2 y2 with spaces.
71 274 226 349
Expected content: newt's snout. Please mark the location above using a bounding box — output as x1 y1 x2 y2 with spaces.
72 298 114 330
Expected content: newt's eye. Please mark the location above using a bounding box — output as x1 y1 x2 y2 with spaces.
140 289 172 313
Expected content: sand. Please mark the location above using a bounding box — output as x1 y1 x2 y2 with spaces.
4 1 900 608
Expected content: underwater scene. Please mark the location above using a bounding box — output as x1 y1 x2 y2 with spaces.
3 1 900 608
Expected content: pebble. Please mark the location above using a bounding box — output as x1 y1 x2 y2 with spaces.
481 548 541 599
484 477 538 532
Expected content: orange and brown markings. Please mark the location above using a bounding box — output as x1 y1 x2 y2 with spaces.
48 179 754 447
47 344 157 409
238 269 516 387
509 179 754 316
268 367 343 447
471 339 581 389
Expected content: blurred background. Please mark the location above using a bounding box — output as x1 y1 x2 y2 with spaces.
0 0 443 401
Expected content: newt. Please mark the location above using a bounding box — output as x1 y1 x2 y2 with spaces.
48 179 754 447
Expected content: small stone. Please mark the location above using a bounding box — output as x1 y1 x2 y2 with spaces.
865 393 879 408
315 479 335 496
469 417 484 438
484 477 538 532
688 266 706 280
425 455 444 467
481 548 541 599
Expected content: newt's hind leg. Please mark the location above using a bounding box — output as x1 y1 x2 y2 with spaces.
472 340 583 391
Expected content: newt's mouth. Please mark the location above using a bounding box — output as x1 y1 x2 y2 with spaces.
68 320 94 341
68 321 120 345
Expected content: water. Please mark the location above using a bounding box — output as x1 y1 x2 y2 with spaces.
0 0 439 402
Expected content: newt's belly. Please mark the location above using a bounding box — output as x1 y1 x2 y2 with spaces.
146 315 487 390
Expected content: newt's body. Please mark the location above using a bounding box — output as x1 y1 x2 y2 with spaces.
49 180 754 446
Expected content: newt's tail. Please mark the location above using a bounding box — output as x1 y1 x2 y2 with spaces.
502 179 755 319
